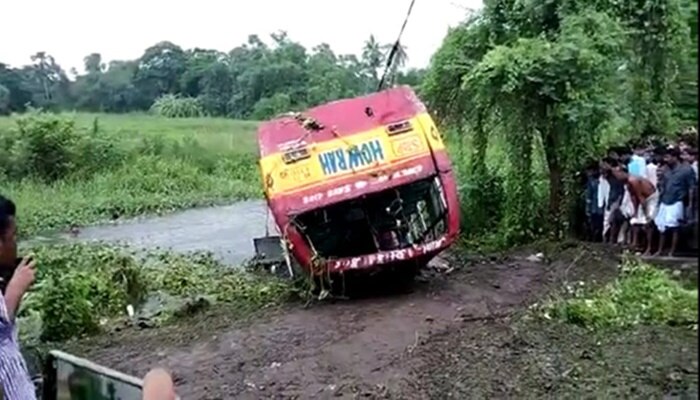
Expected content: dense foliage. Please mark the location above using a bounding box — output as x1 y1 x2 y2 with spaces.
423 0 697 247
17 243 294 343
0 33 423 119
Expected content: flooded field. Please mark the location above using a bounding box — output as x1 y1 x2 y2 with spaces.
25 201 278 266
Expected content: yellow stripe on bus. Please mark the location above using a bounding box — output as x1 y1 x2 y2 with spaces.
259 112 445 197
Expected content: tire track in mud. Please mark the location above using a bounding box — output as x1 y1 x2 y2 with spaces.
71 253 554 399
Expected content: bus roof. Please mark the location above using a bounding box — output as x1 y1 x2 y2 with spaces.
256 85 426 157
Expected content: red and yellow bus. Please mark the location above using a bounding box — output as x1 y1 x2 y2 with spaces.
257 86 459 277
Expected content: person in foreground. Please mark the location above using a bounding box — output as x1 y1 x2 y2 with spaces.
143 368 178 400
0 195 37 400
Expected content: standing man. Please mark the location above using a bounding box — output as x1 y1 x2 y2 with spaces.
645 149 664 189
654 149 697 257
0 195 37 400
601 158 626 244
628 141 648 178
584 163 604 241
682 147 698 247
606 163 658 255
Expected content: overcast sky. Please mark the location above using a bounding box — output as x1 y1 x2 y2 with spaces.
1 0 482 74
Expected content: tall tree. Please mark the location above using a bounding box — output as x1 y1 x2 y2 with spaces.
0 63 32 112
381 41 409 86
361 35 384 90
133 41 187 106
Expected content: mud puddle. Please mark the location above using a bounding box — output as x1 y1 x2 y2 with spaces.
24 201 277 266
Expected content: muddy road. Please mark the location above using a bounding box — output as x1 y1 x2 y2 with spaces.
67 243 698 399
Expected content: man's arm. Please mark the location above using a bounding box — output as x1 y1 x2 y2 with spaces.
688 172 696 212
3 259 35 321
610 196 621 211
3 283 23 321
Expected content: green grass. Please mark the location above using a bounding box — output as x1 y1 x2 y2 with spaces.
0 112 260 155
538 259 698 329
0 112 263 237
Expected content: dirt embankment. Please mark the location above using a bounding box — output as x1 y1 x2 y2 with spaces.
67 244 698 399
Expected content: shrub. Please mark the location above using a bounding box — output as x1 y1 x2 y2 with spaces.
18 243 293 343
0 110 124 182
539 260 698 329
458 168 504 238
250 93 294 120
150 94 206 118
3 110 80 181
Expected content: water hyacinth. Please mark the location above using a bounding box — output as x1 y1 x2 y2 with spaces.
16 243 295 343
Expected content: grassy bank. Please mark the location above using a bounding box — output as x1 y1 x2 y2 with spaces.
538 258 698 329
0 111 262 237
522 259 698 397
0 112 260 155
18 243 296 346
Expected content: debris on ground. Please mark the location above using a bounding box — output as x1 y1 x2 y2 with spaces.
526 252 545 263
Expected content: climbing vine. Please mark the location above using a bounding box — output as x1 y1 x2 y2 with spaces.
423 0 694 246
616 0 690 135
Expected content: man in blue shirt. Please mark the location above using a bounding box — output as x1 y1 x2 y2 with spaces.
628 141 647 178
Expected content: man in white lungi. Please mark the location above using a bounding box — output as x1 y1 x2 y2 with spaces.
654 148 697 257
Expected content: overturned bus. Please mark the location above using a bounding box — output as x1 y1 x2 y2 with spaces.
256 86 459 281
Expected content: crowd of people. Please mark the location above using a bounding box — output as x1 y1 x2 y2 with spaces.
582 129 698 257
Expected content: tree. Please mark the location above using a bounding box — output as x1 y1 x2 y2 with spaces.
617 0 690 135
0 31 417 117
423 0 692 244
83 53 105 75
361 35 385 90
0 84 10 115
381 41 409 86
180 48 226 97
24 52 71 109
0 63 32 112
101 60 142 112
133 41 187 106
197 61 233 116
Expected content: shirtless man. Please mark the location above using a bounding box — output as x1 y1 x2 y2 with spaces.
604 159 658 254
